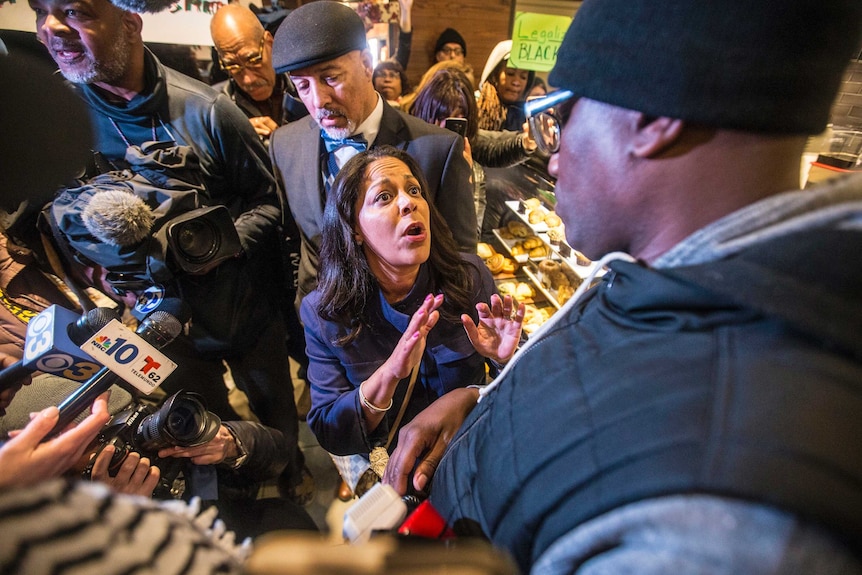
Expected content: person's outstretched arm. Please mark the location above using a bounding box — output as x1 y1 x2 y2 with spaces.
394 0 413 70
0 394 110 489
382 386 479 495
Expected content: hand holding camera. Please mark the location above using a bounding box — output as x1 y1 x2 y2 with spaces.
79 390 221 499
90 443 162 497
157 423 239 466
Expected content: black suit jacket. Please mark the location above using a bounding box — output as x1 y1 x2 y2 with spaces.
270 101 476 302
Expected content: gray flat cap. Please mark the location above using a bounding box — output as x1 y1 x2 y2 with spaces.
272 1 368 74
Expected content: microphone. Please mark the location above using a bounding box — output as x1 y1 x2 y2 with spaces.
50 310 183 436
343 483 409 544
81 189 154 247
0 306 120 391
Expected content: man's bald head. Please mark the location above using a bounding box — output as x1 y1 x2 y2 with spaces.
210 4 277 102
211 3 263 47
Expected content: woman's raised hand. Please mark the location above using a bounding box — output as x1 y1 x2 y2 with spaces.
385 293 443 380
461 293 525 364
362 294 443 424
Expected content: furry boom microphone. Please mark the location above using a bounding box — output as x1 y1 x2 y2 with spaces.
110 0 174 13
82 190 155 247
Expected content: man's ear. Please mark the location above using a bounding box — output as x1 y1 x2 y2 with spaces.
631 115 684 158
360 48 374 76
122 10 143 36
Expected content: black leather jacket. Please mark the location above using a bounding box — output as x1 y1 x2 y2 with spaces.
472 128 533 169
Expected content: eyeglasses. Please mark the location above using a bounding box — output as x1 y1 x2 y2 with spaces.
525 89 575 155
438 46 464 57
219 36 266 74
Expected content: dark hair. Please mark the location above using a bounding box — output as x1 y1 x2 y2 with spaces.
409 67 479 140
316 146 474 344
373 59 411 96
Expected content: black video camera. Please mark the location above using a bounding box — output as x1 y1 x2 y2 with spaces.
159 205 243 276
52 162 245 294
100 207 242 295
77 390 221 499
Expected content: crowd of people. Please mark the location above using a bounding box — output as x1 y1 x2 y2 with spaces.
2 0 862 572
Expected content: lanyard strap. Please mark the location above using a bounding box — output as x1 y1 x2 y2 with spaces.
385 364 420 450
369 364 420 479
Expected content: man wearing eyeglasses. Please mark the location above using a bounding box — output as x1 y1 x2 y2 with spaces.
433 28 466 64
383 0 862 572
210 4 308 145
28 0 314 506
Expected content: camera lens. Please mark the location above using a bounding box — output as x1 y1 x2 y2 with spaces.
173 219 220 263
166 401 200 439
163 206 242 275
135 391 221 451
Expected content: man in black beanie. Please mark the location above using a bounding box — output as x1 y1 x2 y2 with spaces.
268 1 476 305
381 0 862 572
434 27 466 64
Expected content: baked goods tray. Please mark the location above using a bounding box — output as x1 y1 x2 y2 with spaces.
493 276 546 306
492 228 560 264
521 266 561 310
505 200 548 232
534 233 606 279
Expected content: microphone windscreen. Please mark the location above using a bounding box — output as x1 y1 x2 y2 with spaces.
138 311 183 348
82 190 154 246
150 297 192 325
109 0 174 13
67 307 122 345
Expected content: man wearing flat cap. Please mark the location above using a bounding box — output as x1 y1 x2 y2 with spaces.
378 0 862 571
269 0 476 305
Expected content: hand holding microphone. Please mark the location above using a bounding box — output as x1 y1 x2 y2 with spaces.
0 394 110 489
50 310 183 437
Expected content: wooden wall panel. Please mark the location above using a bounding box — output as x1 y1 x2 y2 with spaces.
406 0 514 88
288 0 515 89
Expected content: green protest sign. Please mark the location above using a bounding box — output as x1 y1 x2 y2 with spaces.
510 12 572 72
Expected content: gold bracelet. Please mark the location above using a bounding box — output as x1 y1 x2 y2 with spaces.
358 381 393 413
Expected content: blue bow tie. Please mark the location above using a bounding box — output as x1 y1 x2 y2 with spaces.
322 131 368 154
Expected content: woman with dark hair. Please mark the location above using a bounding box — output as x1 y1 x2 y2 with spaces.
528 76 548 99
373 59 411 109
477 40 535 132
409 66 480 140
300 146 524 475
409 66 537 236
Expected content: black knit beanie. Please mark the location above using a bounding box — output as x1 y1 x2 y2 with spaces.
548 0 862 134
272 1 368 74
435 28 467 56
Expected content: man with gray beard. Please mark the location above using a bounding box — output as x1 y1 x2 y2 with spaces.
268 1 476 305
27 0 314 506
